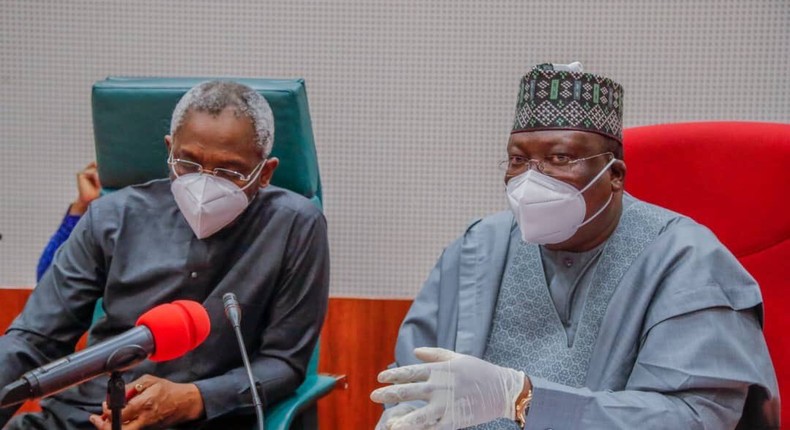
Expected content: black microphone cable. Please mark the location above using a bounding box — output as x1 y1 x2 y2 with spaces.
223 293 265 430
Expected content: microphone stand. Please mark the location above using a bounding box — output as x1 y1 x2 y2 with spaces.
232 326 265 430
223 293 264 430
105 345 145 430
106 372 125 430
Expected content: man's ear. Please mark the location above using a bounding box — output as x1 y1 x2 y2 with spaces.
164 135 172 153
258 157 280 187
610 159 626 192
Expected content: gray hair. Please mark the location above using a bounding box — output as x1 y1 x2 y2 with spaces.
170 81 275 157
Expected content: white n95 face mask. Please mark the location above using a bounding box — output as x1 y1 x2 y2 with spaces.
171 174 258 239
506 158 616 244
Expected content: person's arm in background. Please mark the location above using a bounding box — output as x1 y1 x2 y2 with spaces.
37 162 101 281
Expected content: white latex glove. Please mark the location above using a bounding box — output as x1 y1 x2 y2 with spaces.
370 347 525 430
375 403 419 430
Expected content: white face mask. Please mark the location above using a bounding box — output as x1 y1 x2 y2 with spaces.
506 158 616 244
171 173 260 239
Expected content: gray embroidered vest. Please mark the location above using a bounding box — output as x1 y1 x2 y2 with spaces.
470 200 671 429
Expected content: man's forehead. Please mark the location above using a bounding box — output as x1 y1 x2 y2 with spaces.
170 110 261 161
173 110 257 145
178 107 254 130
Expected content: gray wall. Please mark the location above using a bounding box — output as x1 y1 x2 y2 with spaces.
1 0 788 295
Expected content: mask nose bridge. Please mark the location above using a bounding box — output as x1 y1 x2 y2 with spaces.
525 159 543 173
507 159 543 181
195 166 218 177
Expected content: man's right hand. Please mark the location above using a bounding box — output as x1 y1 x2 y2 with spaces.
371 347 525 430
375 403 418 430
88 374 204 430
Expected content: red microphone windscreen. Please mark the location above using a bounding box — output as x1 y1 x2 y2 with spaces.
135 300 211 362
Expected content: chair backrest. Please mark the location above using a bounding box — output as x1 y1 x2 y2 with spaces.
623 121 790 424
89 77 326 372
91 77 323 209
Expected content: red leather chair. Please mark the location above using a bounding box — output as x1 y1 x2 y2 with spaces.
623 121 789 424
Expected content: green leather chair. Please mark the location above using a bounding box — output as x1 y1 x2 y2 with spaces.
91 77 335 430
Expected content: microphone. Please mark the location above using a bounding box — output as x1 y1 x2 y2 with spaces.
0 300 210 407
222 293 264 430
223 292 242 328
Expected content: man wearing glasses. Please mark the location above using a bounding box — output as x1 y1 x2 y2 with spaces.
372 63 779 429
0 81 329 429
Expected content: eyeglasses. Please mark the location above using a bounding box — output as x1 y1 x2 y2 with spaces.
498 152 614 176
167 154 265 184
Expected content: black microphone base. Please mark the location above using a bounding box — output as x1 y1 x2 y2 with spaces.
0 379 33 408
107 371 126 430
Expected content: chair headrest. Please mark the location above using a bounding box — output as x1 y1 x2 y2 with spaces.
623 121 789 257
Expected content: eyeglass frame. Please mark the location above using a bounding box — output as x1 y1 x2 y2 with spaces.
499 152 614 176
167 151 266 184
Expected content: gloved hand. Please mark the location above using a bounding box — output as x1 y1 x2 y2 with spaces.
370 347 526 430
375 403 419 430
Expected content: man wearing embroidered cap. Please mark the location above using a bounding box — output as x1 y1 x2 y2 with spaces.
371 62 779 429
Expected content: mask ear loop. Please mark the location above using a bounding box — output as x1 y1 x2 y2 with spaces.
237 159 268 206
577 157 617 195
578 192 613 228
576 157 618 228
239 160 267 192
167 148 181 178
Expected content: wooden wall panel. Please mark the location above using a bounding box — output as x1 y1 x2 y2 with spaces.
317 297 413 429
0 289 414 428
0 288 31 332
0 288 40 414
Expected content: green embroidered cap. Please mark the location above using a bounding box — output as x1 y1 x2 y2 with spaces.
512 62 624 143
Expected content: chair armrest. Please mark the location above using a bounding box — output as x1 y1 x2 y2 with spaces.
264 374 342 430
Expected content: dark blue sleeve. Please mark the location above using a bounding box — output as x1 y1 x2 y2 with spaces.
36 208 82 281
